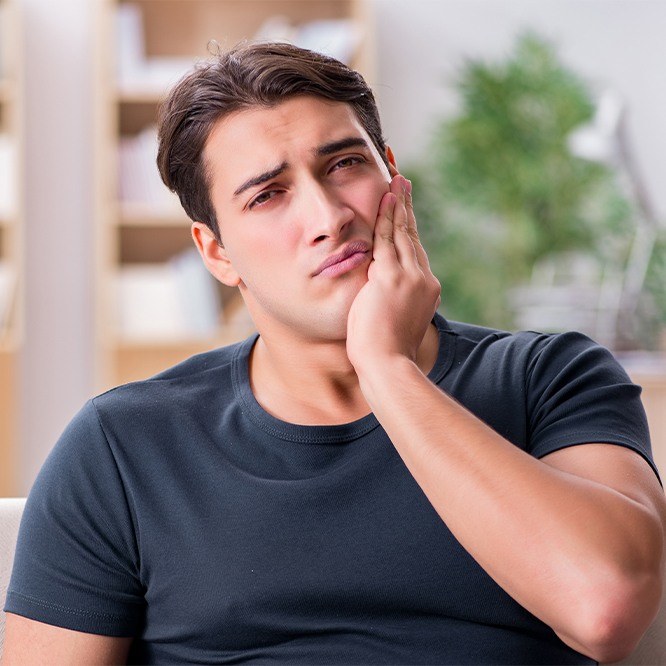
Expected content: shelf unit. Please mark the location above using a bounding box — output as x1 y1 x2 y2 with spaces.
619 358 666 478
637 374 666 477
95 0 375 391
0 0 22 495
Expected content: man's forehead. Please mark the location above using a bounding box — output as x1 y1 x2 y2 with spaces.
203 97 378 190
206 97 366 153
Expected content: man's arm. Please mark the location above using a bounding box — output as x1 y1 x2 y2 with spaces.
1 401 144 664
1 613 132 665
347 174 666 663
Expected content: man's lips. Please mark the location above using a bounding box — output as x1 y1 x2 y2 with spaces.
312 241 371 277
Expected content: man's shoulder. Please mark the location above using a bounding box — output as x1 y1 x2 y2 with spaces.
444 317 512 342
441 315 608 373
443 316 544 351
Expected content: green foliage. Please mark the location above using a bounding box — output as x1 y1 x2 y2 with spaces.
408 32 633 328
644 233 666 342
409 168 514 327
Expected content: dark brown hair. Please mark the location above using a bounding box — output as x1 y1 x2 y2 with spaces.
157 41 387 242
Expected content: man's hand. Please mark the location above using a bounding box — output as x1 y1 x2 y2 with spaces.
343 175 665 662
346 174 441 374
343 174 665 664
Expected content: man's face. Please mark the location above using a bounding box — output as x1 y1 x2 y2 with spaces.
198 95 392 342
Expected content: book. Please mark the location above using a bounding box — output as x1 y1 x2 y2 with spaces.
115 249 221 342
0 261 15 336
0 134 15 218
115 3 194 94
118 125 180 211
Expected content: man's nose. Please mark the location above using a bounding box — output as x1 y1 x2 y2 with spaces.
302 184 354 244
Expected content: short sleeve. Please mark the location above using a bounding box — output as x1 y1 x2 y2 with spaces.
526 331 660 484
3 400 145 636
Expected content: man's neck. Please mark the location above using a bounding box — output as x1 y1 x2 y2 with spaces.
248 322 440 426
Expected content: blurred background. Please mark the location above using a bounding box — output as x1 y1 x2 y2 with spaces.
0 0 664 495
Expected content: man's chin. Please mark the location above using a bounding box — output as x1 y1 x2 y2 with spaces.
312 315 350 343
304 303 354 343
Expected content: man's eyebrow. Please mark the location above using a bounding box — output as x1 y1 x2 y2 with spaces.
231 137 369 198
315 137 370 156
233 162 288 198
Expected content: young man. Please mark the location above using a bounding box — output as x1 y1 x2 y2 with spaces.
3 42 665 665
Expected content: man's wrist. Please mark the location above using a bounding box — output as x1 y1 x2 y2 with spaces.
354 353 423 404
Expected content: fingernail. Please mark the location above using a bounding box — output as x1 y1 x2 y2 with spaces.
406 179 412 195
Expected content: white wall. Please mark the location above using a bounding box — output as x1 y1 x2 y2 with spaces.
374 0 666 219
14 0 666 492
19 0 94 492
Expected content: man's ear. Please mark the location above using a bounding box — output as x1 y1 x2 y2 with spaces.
191 222 241 287
385 145 399 177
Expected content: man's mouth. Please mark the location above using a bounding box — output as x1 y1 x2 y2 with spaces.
312 241 371 278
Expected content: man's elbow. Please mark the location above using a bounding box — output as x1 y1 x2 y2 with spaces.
570 570 663 663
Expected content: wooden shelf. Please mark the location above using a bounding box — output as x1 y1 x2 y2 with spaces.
0 0 21 496
105 323 255 389
0 346 16 494
124 0 357 58
117 99 160 135
118 225 191 262
115 89 166 104
0 330 16 353
119 201 189 226
114 324 255 352
630 372 666 481
616 353 666 481
0 79 11 102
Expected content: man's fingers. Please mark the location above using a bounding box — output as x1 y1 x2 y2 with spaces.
371 191 399 264
374 176 429 273
392 178 421 268
403 180 432 271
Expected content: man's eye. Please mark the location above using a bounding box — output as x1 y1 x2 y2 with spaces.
332 156 364 171
248 190 279 209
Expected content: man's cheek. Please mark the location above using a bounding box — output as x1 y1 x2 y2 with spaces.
373 178 391 213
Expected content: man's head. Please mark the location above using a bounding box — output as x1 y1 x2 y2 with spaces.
157 42 396 344
157 41 388 244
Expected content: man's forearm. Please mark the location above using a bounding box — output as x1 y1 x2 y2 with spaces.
356 353 664 661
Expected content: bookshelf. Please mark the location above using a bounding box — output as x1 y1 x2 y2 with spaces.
619 358 666 479
639 374 666 478
95 0 375 390
0 0 21 495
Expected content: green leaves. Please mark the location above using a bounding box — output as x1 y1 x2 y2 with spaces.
409 31 634 330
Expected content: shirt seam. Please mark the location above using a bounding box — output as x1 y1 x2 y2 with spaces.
88 399 144 586
231 339 382 444
6 590 136 621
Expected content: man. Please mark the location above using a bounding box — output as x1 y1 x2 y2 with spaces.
3 42 665 665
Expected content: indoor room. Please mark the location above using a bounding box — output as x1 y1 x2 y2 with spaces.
0 1 665 663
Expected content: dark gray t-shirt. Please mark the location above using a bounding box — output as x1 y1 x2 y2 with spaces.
5 315 658 664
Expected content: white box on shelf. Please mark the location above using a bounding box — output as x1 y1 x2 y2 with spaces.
116 264 184 342
115 3 145 88
0 135 15 218
253 16 362 65
170 248 220 338
294 19 362 64
118 125 180 212
0 261 15 335
0 4 5 80
115 250 220 342
115 3 193 95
